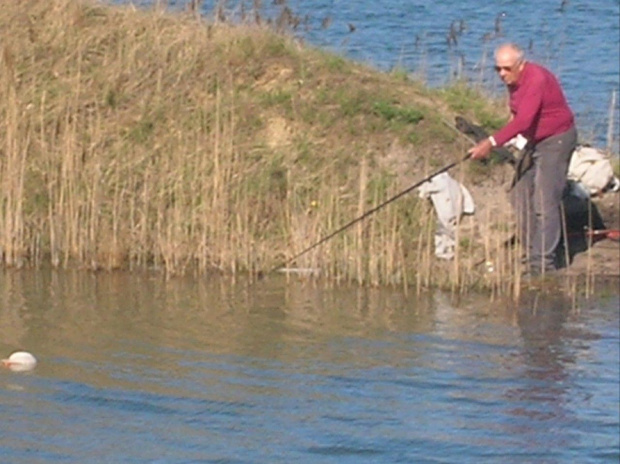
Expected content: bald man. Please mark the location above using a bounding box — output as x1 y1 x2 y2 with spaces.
469 43 577 276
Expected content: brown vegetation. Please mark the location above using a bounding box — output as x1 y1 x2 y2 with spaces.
0 0 616 296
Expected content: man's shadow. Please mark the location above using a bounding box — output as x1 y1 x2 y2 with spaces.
555 182 607 268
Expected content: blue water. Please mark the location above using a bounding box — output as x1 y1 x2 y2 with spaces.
152 0 620 151
1 272 618 463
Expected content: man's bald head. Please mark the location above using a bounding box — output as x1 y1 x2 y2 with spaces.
494 43 526 85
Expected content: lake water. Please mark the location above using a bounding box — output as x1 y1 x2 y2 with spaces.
127 0 620 152
1 270 619 463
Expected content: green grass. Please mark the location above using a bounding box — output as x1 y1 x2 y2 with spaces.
438 83 506 131
372 100 424 125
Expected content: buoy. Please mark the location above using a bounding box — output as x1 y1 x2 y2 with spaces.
2 351 37 372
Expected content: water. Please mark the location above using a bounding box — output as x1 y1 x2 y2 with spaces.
1 270 618 463
127 0 620 152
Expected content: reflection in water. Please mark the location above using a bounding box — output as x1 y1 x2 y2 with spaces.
0 269 618 463
514 295 574 407
503 295 576 457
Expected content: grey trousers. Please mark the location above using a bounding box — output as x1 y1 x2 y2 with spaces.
510 126 577 273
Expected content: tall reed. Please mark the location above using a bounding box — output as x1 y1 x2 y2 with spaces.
0 0 595 296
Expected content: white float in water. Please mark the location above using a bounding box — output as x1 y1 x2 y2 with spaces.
2 351 37 372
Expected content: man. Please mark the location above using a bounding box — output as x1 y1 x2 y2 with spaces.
469 43 577 276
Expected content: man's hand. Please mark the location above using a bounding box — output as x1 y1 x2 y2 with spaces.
468 137 494 160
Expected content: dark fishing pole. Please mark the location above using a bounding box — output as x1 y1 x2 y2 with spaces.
267 152 472 275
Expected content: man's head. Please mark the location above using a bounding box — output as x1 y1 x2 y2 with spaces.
494 43 526 85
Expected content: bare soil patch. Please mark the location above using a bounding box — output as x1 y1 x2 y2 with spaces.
565 191 620 278
467 163 620 279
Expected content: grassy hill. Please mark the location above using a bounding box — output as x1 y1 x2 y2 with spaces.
2 0 527 291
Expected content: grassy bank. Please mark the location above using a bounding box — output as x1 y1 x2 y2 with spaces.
2 0 533 292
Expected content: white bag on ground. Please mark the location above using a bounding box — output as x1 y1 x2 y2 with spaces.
568 145 620 195
418 172 475 260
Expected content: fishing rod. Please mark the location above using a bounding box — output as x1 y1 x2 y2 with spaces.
266 152 472 275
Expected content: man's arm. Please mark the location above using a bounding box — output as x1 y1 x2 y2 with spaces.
469 76 544 160
493 76 544 146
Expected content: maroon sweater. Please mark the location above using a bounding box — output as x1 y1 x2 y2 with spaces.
493 62 574 146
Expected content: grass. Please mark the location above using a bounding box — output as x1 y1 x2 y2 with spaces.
0 0 604 297
438 82 507 130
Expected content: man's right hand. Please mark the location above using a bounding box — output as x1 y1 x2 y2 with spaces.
468 137 493 160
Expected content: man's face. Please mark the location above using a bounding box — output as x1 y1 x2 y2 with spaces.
494 52 525 86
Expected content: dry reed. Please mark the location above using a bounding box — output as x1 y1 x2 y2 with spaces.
0 0 598 297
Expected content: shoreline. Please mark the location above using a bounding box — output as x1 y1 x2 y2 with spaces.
0 0 617 296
